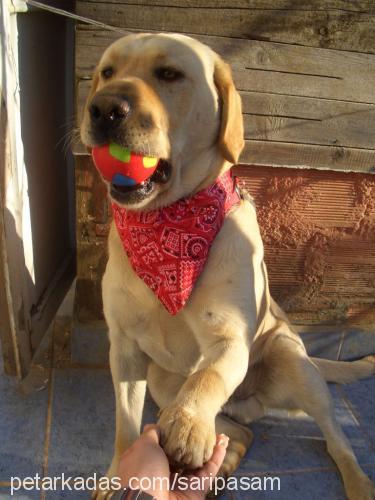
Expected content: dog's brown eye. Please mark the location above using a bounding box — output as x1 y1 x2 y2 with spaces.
154 67 184 81
101 67 114 79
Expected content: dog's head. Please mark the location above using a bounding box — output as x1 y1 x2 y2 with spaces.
80 33 244 210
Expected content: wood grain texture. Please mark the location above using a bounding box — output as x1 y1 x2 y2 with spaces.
74 28 375 171
239 141 375 173
73 137 375 173
74 157 375 324
77 0 375 10
76 79 375 149
75 27 375 104
76 1 375 54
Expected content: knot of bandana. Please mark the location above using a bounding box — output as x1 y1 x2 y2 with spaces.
112 170 241 315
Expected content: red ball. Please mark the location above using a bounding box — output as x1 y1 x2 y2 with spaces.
92 143 159 187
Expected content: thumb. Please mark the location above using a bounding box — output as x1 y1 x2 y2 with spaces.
140 424 161 445
195 434 229 480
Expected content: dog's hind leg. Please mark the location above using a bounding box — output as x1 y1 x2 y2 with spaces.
297 359 374 500
312 355 375 384
215 414 253 477
293 356 375 500
233 334 374 500
223 395 265 425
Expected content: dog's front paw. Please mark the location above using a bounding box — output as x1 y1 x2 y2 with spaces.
158 404 216 469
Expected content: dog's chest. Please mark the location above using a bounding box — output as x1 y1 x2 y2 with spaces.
126 305 203 375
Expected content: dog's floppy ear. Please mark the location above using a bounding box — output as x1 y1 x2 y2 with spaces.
214 57 244 164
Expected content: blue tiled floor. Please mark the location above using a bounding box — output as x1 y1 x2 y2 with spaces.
0 365 48 483
0 491 40 500
340 378 375 445
71 326 109 367
47 369 115 480
300 329 344 361
0 328 374 499
339 329 375 361
230 468 375 500
237 385 374 474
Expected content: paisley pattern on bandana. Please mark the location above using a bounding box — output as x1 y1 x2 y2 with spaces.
112 170 241 315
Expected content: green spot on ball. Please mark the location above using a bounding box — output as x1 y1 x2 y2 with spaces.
109 143 131 163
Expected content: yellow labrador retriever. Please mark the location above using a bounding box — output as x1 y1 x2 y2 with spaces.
80 33 375 499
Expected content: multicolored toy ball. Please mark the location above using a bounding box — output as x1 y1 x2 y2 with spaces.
92 143 159 187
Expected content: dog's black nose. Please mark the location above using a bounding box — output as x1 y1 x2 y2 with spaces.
89 94 130 129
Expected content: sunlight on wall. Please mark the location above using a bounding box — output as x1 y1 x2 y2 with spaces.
3 4 35 285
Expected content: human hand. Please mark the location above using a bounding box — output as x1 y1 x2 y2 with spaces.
118 424 229 500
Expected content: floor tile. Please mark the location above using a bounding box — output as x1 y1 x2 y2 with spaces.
224 469 344 499
0 371 48 482
46 369 115 482
71 325 109 366
237 384 373 474
45 369 159 499
223 466 375 499
299 329 343 360
339 329 375 361
44 487 92 499
0 488 39 499
341 377 375 446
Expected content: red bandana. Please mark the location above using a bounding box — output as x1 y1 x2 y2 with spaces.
112 170 240 315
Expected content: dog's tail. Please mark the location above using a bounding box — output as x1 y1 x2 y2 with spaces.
312 355 375 384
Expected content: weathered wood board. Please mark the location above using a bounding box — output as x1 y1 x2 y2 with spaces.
77 0 375 54
74 3 375 172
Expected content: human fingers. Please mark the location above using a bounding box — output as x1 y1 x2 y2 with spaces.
140 424 161 445
194 434 229 479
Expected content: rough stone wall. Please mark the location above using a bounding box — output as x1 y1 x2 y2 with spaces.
234 165 375 324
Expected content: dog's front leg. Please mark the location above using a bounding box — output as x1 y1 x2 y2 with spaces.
158 328 249 469
106 334 148 481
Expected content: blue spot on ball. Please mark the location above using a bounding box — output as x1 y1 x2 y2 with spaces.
112 173 137 186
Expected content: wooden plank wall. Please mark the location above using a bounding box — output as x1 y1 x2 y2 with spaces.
74 0 375 325
75 0 375 172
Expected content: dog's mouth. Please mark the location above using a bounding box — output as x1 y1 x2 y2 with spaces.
88 142 173 206
110 158 172 205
